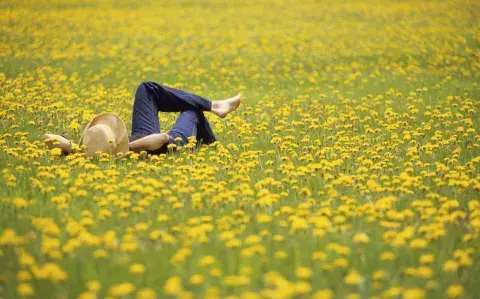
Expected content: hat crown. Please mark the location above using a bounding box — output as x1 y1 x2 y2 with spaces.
79 112 129 156
86 123 116 143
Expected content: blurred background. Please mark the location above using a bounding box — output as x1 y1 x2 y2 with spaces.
2 0 478 98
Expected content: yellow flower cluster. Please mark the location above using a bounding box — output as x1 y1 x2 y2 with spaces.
1 0 479 298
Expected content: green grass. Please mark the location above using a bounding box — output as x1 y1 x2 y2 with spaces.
1 0 480 298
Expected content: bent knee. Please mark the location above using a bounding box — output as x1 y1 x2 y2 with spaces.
135 82 147 96
135 81 164 97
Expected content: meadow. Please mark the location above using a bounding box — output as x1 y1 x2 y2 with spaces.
1 0 480 298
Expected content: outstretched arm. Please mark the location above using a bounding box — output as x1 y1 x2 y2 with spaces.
128 133 170 153
45 133 170 155
44 134 75 154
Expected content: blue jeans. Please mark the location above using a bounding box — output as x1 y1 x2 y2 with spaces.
129 81 217 154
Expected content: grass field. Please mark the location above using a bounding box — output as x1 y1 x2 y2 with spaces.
1 0 480 298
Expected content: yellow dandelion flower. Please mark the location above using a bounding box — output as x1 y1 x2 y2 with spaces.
77 291 95 299
443 260 458 272
199 256 216 266
403 288 425 299
109 282 135 297
311 251 327 261
419 254 435 264
163 276 182 296
380 251 396 261
446 284 464 298
17 283 34 297
256 213 273 224
136 288 157 299
410 238 428 249
312 289 333 299
129 263 145 275
353 233 370 244
295 267 312 280
86 280 101 292
344 269 363 285
189 274 204 285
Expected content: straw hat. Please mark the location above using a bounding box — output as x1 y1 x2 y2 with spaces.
78 112 129 156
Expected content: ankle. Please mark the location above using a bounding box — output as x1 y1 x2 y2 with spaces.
211 101 220 113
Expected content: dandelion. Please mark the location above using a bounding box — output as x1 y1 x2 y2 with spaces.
93 249 108 259
17 271 32 282
1 1 479 297
410 238 428 249
50 148 63 157
12 197 28 209
77 291 95 299
372 270 385 280
17 283 34 297
425 280 438 290
86 280 101 292
275 250 287 260
333 258 349 268
136 288 157 299
380 251 396 261
417 267 433 279
294 281 312 294
311 251 327 261
129 263 145 275
198 256 216 267
295 267 312 280
256 213 273 224
312 289 333 299
210 268 222 277
189 274 204 285
443 260 458 272
419 254 435 264
353 233 370 244
446 284 464 298
163 276 182 295
109 282 135 297
403 288 425 299
344 269 363 285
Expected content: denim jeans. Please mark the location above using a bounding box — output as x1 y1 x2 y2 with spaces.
129 81 216 154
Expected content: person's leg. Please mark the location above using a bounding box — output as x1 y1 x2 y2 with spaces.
131 83 161 136
130 83 216 153
197 115 216 145
168 110 216 146
139 81 212 113
134 81 242 120
131 81 213 136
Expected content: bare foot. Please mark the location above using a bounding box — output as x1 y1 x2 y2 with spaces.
44 134 72 152
211 93 242 118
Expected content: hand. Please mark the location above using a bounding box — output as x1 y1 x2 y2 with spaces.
44 134 73 152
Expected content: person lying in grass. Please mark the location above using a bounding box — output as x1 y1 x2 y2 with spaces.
44 81 242 156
